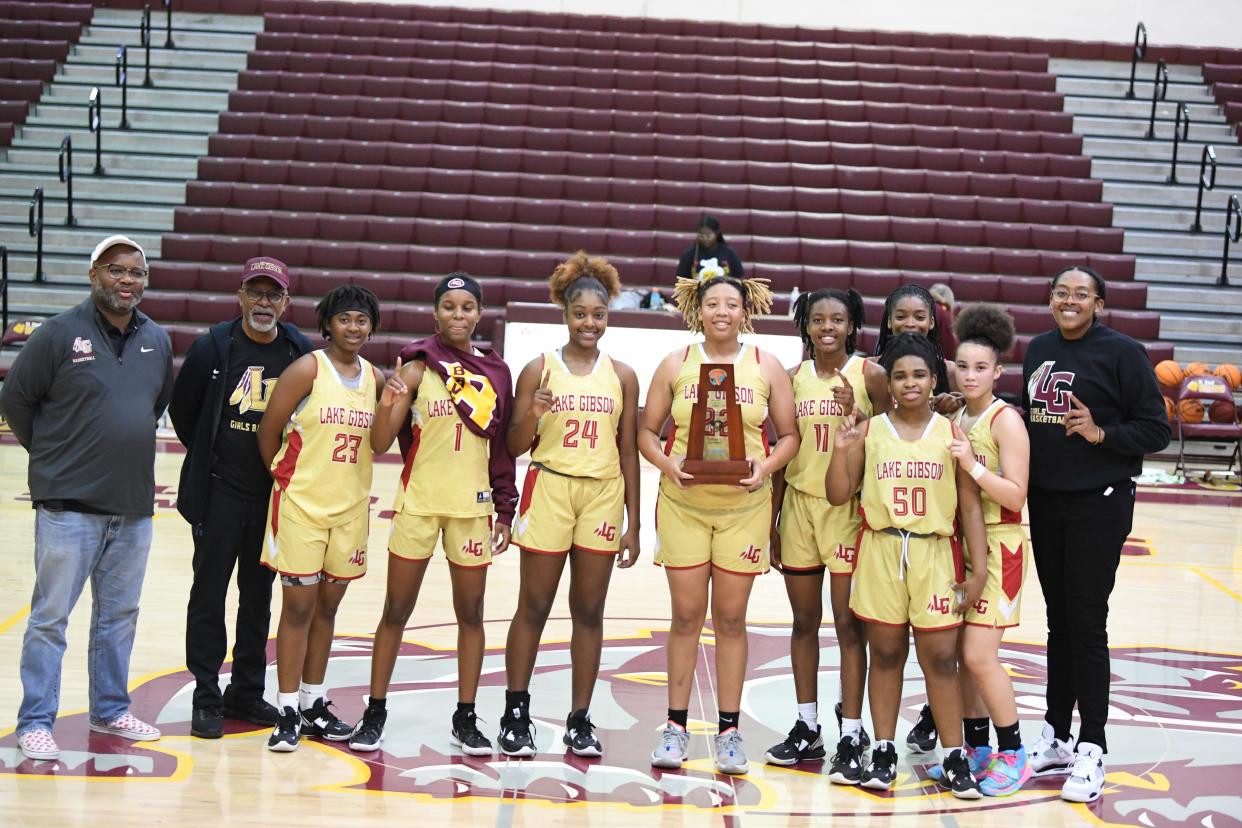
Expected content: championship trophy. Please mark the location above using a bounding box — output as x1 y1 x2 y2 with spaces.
681 363 751 486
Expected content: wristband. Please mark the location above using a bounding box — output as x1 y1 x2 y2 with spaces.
969 461 986 480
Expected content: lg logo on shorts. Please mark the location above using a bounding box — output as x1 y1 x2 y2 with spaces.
348 549 366 567
462 539 485 557
739 545 762 564
593 522 617 542
834 545 856 565
926 595 951 615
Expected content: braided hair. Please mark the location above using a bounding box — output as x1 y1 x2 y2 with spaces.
316 284 379 339
953 303 1015 361
548 250 622 307
878 331 941 379
873 284 950 394
792 288 865 356
672 273 774 334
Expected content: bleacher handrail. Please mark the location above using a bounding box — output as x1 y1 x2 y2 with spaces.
1126 22 1148 99
140 4 153 88
1166 102 1190 184
87 86 103 175
1222 194 1241 286
1192 144 1218 232
115 46 129 130
1144 58 1168 140
58 135 75 226
163 0 174 49
0 245 8 339
27 186 44 283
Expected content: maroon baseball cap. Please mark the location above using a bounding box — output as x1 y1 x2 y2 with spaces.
240 256 289 290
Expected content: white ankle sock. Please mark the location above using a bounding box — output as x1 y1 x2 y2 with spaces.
797 702 818 728
299 683 325 711
277 692 298 714
842 717 863 740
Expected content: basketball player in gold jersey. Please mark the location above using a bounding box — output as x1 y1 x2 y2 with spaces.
639 270 799 775
349 273 517 756
765 288 889 782
256 285 392 752
497 252 641 758
938 304 1033 796
827 332 988 797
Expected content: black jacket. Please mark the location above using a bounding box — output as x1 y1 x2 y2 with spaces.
1022 321 1171 491
169 318 313 524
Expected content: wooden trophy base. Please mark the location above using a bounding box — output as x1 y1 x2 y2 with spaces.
681 458 752 487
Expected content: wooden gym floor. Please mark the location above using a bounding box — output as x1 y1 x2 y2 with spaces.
0 435 1239 827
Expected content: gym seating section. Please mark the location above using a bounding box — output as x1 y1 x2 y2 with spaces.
0 1 90 147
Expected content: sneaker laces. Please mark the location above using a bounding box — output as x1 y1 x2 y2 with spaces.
570 715 595 741
981 750 1016 783
718 728 744 754
659 723 687 751
1069 751 1098 780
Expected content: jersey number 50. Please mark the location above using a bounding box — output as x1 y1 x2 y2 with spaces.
892 486 927 516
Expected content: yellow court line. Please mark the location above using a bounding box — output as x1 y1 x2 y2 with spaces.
0 605 30 635
1192 566 1242 606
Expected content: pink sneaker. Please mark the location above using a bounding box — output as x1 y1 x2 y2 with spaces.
18 728 60 760
89 712 161 741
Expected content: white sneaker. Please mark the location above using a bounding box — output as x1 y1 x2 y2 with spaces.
89 712 161 741
1061 742 1105 803
650 722 690 769
1029 722 1075 776
17 728 60 760
714 728 749 775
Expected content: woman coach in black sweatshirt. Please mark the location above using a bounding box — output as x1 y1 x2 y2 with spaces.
1020 266 1169 804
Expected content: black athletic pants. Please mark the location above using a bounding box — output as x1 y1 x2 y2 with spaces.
1027 480 1135 753
185 482 275 710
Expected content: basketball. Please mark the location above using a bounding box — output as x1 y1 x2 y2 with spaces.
1185 361 1211 378
1155 360 1184 388
1213 363 1242 390
1163 395 1175 421
1209 399 1238 424
1178 399 1206 423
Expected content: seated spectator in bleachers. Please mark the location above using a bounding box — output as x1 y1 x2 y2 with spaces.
676 215 745 283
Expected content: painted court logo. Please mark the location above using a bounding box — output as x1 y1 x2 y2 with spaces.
1 626 1238 826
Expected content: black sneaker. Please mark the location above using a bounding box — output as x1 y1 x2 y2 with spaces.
860 742 898 790
348 706 387 752
563 711 602 758
267 706 300 752
222 686 280 726
497 709 536 757
905 703 937 753
451 708 495 756
937 748 983 799
764 719 826 765
827 734 865 785
834 701 872 750
191 706 224 739
299 698 353 742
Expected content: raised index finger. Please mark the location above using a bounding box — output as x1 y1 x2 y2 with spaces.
540 369 551 389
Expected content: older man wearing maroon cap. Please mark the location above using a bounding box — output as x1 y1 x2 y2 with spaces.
170 257 315 738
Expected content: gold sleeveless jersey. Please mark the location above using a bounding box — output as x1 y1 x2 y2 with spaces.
785 355 872 497
530 349 623 479
661 343 771 512
952 398 1022 526
394 366 492 517
859 413 957 536
270 350 376 527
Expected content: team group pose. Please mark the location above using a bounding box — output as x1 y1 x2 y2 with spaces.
6 223 1169 810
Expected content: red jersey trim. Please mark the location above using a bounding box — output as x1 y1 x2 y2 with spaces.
399 424 421 490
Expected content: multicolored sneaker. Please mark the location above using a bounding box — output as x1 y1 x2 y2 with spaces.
980 747 1033 797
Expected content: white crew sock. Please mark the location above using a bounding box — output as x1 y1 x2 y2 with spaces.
797 702 818 729
299 683 325 711
277 692 298 714
842 717 863 741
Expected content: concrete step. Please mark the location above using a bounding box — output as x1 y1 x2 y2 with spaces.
0 225 163 257
1083 137 1242 164
3 283 88 315
90 7 264 33
1049 58 1202 83
0 196 172 231
1148 285 1242 315
1159 314 1242 343
14 126 208 157
56 63 241 92
28 103 221 134
1092 158 1242 187
1 148 198 178
1136 256 1241 284
1066 98 1222 121
39 85 229 113
4 253 94 282
1170 343 1242 364
1057 76 1215 103
0 174 186 204
1104 181 1237 208
80 25 255 54
1115 205 1234 230
1125 229 1236 257
1074 116 1237 143
71 43 247 72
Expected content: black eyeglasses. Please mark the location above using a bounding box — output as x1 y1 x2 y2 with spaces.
241 286 288 303
96 264 148 281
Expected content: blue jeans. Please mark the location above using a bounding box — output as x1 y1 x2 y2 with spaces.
17 507 153 735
